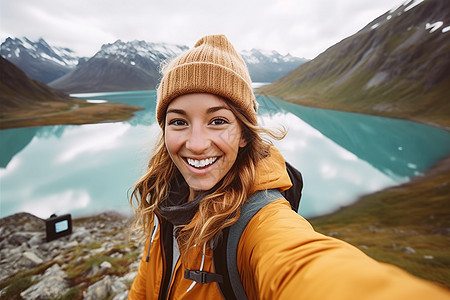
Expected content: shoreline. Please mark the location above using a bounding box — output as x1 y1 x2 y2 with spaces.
255 93 450 133
0 100 143 130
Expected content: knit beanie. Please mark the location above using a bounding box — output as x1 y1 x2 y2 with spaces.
156 34 258 127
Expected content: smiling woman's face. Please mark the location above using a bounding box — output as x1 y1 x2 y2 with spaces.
164 93 247 200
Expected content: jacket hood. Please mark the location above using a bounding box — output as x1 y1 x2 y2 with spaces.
253 146 292 193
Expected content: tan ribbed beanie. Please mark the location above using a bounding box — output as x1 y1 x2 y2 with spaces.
156 34 258 127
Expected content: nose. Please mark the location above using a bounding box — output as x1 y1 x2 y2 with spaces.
185 123 210 154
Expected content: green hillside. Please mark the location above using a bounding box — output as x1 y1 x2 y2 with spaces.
260 0 450 129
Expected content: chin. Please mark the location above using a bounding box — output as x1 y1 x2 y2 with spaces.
186 177 219 193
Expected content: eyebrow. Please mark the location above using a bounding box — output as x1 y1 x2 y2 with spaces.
166 108 186 115
207 106 231 114
166 106 231 115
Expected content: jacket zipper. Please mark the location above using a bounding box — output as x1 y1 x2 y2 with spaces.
158 219 174 300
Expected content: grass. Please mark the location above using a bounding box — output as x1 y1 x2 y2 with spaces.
0 261 54 299
64 242 140 287
309 155 450 288
0 100 143 130
0 219 141 299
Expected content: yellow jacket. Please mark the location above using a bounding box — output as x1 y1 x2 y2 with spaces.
129 148 449 299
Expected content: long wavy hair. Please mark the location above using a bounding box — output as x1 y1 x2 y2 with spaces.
129 99 285 260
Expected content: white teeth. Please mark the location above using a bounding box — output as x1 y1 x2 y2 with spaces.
187 157 218 168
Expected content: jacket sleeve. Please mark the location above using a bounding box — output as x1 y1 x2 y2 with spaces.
238 199 450 300
128 236 150 300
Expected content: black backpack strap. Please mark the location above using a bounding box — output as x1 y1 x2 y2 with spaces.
282 161 303 212
226 189 283 300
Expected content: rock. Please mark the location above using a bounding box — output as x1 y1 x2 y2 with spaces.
20 264 68 300
100 261 112 270
113 291 129 300
81 235 93 245
111 279 128 294
63 240 79 249
83 275 128 300
1 211 141 297
83 276 112 300
122 271 138 284
28 233 45 246
23 251 44 265
70 226 90 242
8 232 31 246
91 247 106 255
403 246 416 254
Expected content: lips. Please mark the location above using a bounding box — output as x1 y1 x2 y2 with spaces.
186 157 219 168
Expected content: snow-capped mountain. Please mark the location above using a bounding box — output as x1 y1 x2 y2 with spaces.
1 37 308 93
0 37 84 84
49 40 189 93
94 39 188 64
241 49 307 82
49 39 307 93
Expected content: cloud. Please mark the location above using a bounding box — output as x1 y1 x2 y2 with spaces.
0 0 407 59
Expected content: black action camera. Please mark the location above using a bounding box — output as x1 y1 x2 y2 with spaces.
45 214 72 242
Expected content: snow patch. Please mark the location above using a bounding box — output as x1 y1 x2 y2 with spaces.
371 23 380 30
96 40 186 63
86 99 107 103
404 0 424 12
41 52 66 65
443 26 450 33
426 21 443 33
366 72 389 89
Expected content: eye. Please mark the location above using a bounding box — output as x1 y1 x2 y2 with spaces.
168 119 187 126
210 118 228 125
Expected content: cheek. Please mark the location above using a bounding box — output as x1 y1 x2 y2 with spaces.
220 127 243 151
164 131 181 158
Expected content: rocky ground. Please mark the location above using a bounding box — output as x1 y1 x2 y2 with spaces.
0 211 144 299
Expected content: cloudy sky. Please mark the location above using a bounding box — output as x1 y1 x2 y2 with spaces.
0 0 408 59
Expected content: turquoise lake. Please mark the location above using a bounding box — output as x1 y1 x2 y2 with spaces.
1 90 450 219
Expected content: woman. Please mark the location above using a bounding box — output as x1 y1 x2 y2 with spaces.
128 34 449 299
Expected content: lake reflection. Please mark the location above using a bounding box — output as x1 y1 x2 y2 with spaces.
1 91 449 219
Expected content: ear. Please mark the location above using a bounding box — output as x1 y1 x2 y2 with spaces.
239 135 247 148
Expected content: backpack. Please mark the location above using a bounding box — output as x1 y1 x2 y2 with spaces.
214 162 303 299
184 162 303 299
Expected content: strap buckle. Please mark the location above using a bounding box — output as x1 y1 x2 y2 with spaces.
184 270 223 284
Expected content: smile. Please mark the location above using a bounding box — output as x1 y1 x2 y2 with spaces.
186 157 219 168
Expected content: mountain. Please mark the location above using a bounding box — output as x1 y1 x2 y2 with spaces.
1 37 307 93
260 0 450 128
49 40 306 93
49 40 189 93
241 49 307 82
0 37 83 84
0 56 73 111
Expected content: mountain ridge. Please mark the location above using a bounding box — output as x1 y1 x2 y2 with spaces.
0 56 74 110
0 37 83 84
1 38 307 93
0 56 142 130
259 0 450 129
